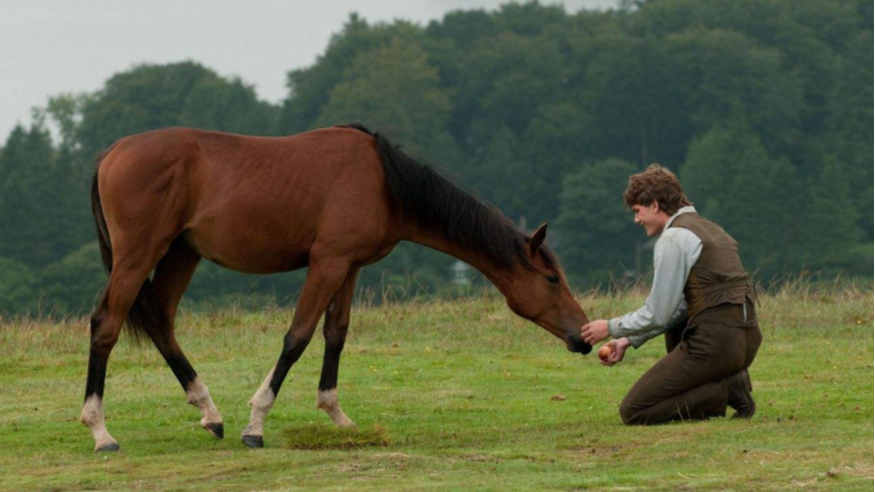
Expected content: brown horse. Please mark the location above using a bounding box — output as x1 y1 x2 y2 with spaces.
82 123 591 452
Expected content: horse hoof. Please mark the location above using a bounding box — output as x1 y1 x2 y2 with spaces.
242 435 264 449
96 442 121 453
204 422 225 439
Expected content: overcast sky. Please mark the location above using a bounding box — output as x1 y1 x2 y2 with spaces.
1 0 617 141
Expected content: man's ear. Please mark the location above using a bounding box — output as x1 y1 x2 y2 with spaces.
650 200 661 213
529 223 548 256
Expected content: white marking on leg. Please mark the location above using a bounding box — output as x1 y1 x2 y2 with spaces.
317 388 356 428
186 376 223 430
243 366 276 437
80 395 118 451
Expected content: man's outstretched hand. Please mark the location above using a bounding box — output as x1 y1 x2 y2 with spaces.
600 338 631 366
581 319 610 345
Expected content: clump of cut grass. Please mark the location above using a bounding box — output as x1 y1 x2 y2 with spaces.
284 423 391 450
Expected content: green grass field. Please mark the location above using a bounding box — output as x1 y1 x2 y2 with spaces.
0 286 872 491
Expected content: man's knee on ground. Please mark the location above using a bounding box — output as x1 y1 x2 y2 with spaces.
619 399 647 425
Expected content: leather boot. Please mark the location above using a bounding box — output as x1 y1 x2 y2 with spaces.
727 369 755 419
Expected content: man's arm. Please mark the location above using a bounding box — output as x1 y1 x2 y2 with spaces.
607 230 700 348
625 301 688 348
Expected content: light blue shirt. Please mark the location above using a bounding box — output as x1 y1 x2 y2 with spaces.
608 206 702 348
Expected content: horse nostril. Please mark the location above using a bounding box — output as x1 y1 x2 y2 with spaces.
568 337 592 355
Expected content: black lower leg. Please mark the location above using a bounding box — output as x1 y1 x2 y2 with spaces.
318 270 355 393
84 350 109 400
268 334 313 396
318 327 347 391
318 348 342 391
84 314 114 400
161 347 199 391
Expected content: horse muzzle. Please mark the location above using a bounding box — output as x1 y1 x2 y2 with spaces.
567 336 592 355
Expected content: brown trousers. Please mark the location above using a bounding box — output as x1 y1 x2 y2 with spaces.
619 301 762 425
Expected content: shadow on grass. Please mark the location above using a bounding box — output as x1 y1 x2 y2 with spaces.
283 424 391 450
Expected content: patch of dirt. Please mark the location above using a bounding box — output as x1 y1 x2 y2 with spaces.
847 462 874 479
566 444 627 457
458 453 502 463
284 423 391 450
826 464 875 480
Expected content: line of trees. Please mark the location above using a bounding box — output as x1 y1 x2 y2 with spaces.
0 0 871 316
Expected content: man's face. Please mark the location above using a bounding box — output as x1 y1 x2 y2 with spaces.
632 201 669 237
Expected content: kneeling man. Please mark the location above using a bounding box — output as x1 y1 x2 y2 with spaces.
582 164 762 425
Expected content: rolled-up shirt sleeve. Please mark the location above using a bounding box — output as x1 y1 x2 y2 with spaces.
608 229 700 348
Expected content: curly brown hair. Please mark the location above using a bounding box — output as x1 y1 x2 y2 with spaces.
623 164 692 216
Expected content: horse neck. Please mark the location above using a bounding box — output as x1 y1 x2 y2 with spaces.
404 223 519 292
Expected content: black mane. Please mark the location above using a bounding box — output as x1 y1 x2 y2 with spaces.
339 123 554 271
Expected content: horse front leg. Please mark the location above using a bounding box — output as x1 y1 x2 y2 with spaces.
241 258 352 448
317 268 360 428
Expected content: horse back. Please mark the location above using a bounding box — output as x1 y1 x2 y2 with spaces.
98 127 398 274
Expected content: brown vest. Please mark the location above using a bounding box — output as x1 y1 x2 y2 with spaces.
669 212 756 321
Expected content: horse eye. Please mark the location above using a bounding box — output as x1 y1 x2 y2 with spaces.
546 274 560 284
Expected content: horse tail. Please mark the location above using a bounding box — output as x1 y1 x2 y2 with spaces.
91 147 168 347
91 148 114 276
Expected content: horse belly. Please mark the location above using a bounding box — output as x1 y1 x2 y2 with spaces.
180 218 313 274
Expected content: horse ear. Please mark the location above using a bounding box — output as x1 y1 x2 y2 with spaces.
529 223 548 256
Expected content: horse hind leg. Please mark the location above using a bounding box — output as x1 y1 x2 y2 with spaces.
82 255 162 452
317 269 360 428
149 240 224 439
82 300 126 453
